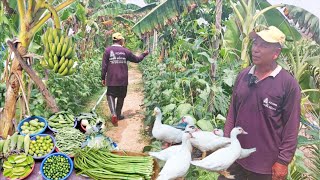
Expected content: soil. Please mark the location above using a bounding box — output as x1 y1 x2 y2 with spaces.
105 63 150 152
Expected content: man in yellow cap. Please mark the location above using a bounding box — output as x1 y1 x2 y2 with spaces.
220 26 301 180
101 32 149 126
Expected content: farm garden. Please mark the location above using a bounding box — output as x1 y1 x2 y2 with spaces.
0 0 319 179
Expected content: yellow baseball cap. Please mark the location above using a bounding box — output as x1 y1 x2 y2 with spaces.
256 26 286 46
112 32 124 41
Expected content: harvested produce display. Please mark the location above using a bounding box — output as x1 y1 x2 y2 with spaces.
55 127 85 156
74 148 154 180
41 27 76 76
76 112 103 131
2 154 35 179
19 118 46 135
41 154 72 180
0 133 30 155
29 135 55 158
48 111 76 132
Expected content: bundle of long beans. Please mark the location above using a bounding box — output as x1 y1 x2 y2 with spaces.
74 148 154 180
55 127 86 156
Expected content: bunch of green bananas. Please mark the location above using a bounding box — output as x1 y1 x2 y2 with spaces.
41 28 76 76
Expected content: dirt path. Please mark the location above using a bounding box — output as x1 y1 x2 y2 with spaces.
105 63 150 152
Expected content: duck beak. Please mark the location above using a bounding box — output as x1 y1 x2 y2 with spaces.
242 130 248 134
152 111 156 116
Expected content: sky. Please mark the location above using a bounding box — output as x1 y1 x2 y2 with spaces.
125 0 147 7
125 0 320 19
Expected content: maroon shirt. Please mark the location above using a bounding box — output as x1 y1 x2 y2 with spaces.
224 65 301 174
101 44 147 86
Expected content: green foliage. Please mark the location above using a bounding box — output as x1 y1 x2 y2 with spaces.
186 166 220 180
28 55 101 117
283 4 320 44
0 83 5 107
140 47 234 128
47 57 101 112
309 146 320 179
124 33 143 52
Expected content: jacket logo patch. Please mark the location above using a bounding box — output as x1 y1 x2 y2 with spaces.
109 50 126 64
263 98 277 111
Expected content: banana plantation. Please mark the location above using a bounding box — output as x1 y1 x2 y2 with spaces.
0 0 319 180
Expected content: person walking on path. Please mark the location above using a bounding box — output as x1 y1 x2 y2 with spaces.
220 26 301 180
101 32 149 126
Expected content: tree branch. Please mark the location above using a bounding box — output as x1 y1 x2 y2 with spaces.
30 0 76 34
43 2 61 29
18 0 26 32
26 0 33 21
208 0 223 113
7 40 59 113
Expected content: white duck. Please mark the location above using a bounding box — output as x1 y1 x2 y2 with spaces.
211 129 256 160
157 125 196 180
149 145 181 161
149 115 194 161
190 127 249 179
190 128 231 159
239 147 256 159
213 128 224 137
152 107 184 145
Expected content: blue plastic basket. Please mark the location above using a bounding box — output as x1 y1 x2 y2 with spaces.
30 134 56 160
40 153 73 180
18 116 48 136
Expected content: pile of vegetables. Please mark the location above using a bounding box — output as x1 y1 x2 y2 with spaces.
48 111 75 132
55 127 85 156
74 148 154 180
20 118 45 135
2 154 34 179
76 112 103 130
42 155 71 179
28 135 54 157
0 132 30 155
85 135 113 149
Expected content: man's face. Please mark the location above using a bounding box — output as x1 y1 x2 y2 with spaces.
251 36 280 66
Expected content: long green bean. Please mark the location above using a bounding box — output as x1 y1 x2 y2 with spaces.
74 148 154 180
55 127 85 155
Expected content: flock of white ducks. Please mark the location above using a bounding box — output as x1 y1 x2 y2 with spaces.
150 107 256 180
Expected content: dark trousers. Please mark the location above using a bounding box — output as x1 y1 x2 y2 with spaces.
218 162 272 180
106 86 127 117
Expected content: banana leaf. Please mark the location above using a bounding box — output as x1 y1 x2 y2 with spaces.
132 0 204 35
255 0 301 41
284 5 320 44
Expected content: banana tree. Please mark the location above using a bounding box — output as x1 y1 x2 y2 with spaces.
279 39 320 112
227 0 297 67
132 0 206 36
0 0 76 138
